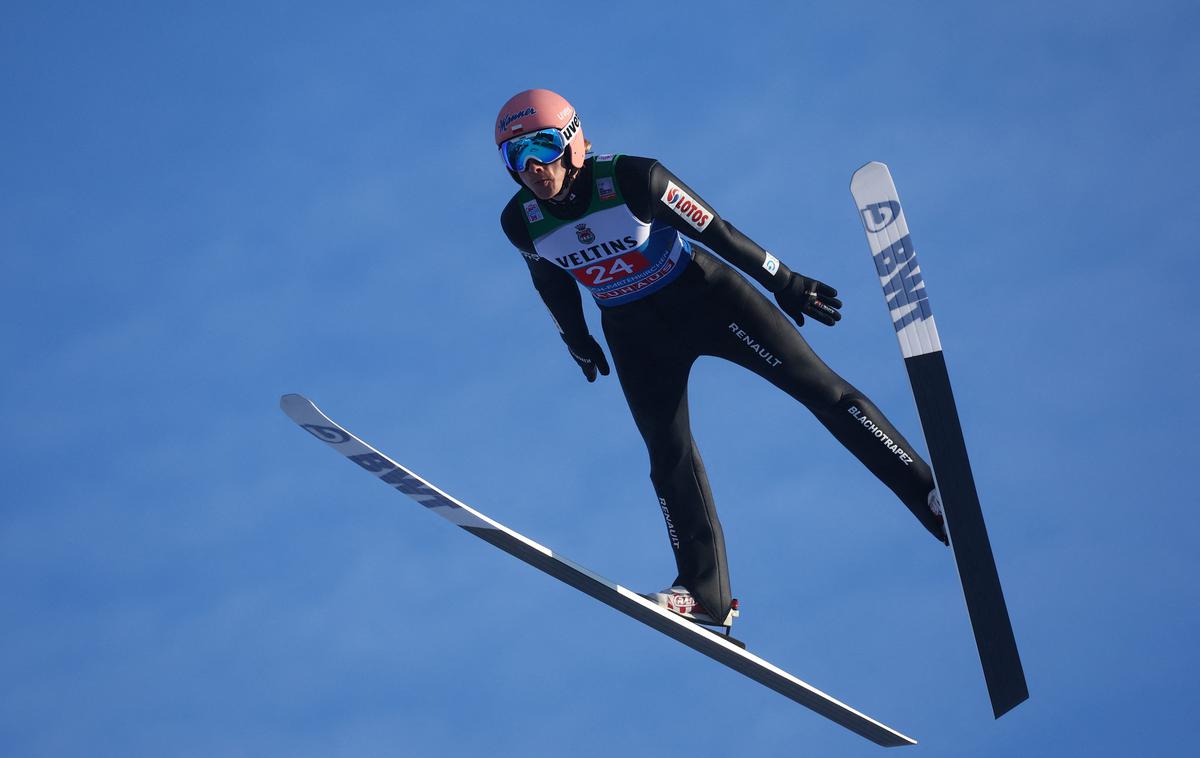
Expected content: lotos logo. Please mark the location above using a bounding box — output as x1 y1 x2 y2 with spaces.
497 107 536 134
860 201 902 233
575 223 596 245
661 181 713 233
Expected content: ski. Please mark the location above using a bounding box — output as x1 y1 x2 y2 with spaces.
280 393 916 747
849 162 1028 718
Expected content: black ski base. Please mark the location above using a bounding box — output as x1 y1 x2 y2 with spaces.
695 623 746 650
905 350 1028 718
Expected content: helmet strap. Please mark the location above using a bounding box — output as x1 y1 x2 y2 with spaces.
555 154 580 200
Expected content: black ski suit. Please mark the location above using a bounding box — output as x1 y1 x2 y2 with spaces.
501 155 941 621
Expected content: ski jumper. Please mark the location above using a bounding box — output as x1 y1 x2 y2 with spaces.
500 155 940 621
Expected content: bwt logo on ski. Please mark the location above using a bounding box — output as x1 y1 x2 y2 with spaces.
873 234 933 331
860 201 902 233
350 452 462 510
301 424 350 444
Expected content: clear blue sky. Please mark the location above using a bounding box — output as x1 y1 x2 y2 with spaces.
3 1 1197 755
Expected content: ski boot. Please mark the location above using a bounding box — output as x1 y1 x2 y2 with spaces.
928 489 950 546
644 586 744 648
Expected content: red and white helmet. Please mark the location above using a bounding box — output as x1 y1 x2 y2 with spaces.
494 89 586 171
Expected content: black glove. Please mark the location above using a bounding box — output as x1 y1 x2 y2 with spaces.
562 334 611 383
774 272 843 327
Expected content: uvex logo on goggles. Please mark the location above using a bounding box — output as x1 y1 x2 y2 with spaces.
559 112 580 143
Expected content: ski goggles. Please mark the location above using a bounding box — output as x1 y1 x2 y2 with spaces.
498 113 580 172
499 128 567 172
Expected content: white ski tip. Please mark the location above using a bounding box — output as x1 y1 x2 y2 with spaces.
851 160 889 183
850 161 893 197
280 394 332 428
848 161 942 358
280 393 314 413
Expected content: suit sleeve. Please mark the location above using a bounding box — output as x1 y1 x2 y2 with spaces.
500 199 591 341
615 156 797 293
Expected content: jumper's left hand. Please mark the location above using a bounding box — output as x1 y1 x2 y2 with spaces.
774 273 843 327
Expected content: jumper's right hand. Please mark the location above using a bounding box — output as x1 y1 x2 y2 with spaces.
562 334 610 383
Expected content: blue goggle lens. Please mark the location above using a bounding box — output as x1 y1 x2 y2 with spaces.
500 128 567 172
